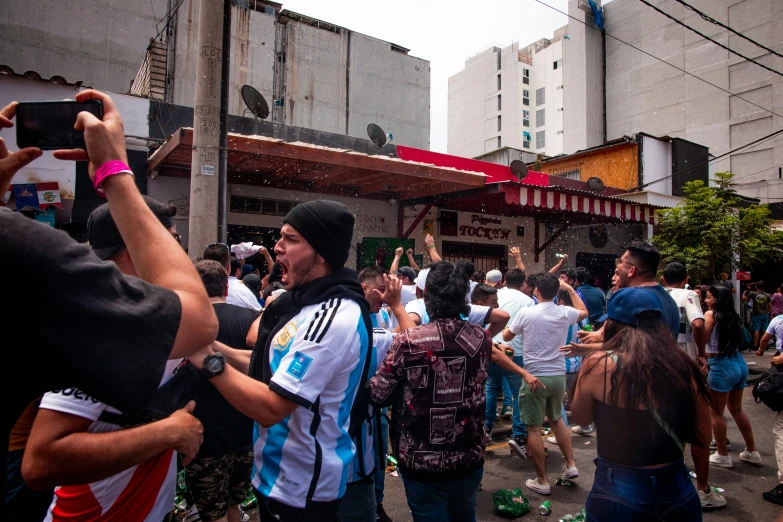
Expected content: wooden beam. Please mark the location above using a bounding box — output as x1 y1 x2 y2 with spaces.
535 221 571 260
534 217 540 263
147 128 185 172
402 203 433 238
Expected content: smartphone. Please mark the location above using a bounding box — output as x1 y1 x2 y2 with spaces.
15 100 103 150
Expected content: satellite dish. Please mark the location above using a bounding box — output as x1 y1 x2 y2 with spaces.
510 160 529 180
587 176 605 193
241 85 269 120
367 123 389 147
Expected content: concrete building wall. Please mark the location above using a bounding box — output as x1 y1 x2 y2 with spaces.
604 0 783 200
0 0 167 93
563 0 605 155
172 1 277 118
532 39 564 155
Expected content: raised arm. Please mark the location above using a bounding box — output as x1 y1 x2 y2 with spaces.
509 246 526 270
390 247 404 274
548 254 568 274
424 234 442 263
561 280 588 321
53 90 217 358
261 246 275 274
406 248 420 271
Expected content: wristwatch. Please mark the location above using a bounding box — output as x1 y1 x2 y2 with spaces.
200 352 227 380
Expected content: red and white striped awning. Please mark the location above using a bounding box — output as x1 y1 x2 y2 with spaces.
515 186 659 224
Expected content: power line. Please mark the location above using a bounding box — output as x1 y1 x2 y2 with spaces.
732 164 783 182
533 0 783 121
638 0 783 78
672 0 783 60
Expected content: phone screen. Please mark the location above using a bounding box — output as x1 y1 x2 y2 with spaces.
15 100 103 150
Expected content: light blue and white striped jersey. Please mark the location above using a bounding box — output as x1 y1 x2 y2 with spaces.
252 298 369 507
565 318 588 374
345 321 395 484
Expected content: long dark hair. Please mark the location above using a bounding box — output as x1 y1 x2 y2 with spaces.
425 261 471 320
582 317 710 447
708 285 742 358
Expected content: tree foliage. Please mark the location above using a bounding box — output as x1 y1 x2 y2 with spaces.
652 172 783 282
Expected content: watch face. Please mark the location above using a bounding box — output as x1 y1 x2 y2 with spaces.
205 357 223 374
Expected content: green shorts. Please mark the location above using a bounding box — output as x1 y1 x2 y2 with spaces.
519 375 566 427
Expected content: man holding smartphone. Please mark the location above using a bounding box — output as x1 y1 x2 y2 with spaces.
0 91 219 512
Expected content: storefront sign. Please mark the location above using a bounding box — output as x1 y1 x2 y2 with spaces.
736 271 751 281
470 214 502 225
459 225 510 240
355 214 389 234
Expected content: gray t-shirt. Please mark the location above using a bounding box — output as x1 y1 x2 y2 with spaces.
507 301 580 376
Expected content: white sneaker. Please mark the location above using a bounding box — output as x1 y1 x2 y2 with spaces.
709 453 733 468
561 464 579 479
698 487 727 510
546 436 558 444
740 449 762 465
525 478 551 495
571 425 594 435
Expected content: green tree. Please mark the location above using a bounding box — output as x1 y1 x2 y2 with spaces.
652 172 783 282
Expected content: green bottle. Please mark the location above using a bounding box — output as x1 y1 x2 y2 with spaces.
582 324 593 332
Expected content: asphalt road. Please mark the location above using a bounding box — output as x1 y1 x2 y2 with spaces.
243 352 783 521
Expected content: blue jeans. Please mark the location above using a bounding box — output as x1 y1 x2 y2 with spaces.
585 458 702 522
485 357 527 438
373 413 389 504
402 467 483 522
501 377 513 409
337 478 376 522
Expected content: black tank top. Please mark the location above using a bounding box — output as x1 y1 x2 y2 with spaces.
594 401 684 467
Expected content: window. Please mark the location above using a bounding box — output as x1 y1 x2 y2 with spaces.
557 107 563 112
523 68 530 85
536 108 545 127
553 59 562 70
497 94 502 111
497 74 501 91
536 87 545 106
557 130 563 135
230 196 246 213
497 136 502 149
536 130 546 149
523 89 529 107
559 169 580 180
497 50 502 70
523 140 530 149
556 85 563 90
523 110 530 127
497 115 502 131
523 118 530 127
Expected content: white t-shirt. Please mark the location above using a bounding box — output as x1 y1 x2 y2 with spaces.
400 285 417 307
253 298 368 507
226 276 262 312
767 315 783 351
493 287 535 356
467 280 478 302
41 359 185 522
507 301 580 376
666 287 705 359
404 298 491 326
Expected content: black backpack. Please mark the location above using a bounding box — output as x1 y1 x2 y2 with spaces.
752 364 783 411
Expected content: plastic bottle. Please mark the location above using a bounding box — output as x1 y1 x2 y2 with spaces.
582 324 593 332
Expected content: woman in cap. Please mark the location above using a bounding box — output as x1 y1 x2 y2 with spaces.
571 287 716 521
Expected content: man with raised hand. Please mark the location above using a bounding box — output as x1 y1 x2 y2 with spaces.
0 91 217 510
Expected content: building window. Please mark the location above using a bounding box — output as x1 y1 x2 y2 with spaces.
556 85 563 90
522 109 529 127
497 74 501 91
497 94 502 111
523 98 529 106
557 130 564 135
498 136 502 149
553 59 562 70
523 89 529 106
497 115 502 131
559 168 580 180
523 68 530 85
536 130 546 149
557 107 563 112
536 87 545 106
523 140 530 149
536 109 545 127
523 131 531 149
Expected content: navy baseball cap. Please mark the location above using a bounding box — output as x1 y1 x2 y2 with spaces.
599 287 663 326
397 266 417 282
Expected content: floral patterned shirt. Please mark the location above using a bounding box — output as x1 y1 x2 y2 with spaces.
368 318 492 480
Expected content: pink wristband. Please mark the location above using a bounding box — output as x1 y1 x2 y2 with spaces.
94 161 133 197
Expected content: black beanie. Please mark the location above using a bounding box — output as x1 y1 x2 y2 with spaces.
283 200 355 269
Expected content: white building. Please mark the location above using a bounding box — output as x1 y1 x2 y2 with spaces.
448 27 566 159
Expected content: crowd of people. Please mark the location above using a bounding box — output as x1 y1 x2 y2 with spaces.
2 90 782 522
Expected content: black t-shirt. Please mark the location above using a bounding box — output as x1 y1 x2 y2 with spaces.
192 303 258 457
1 209 181 502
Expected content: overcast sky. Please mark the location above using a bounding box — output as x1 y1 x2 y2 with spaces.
281 0 582 152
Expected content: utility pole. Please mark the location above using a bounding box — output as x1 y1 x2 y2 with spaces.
188 0 225 258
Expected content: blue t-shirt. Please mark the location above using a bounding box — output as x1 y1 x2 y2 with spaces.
578 284 607 325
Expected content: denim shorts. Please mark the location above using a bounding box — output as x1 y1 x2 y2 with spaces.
586 457 701 522
707 353 748 393
751 314 770 333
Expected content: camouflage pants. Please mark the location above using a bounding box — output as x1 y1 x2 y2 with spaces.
185 448 253 522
